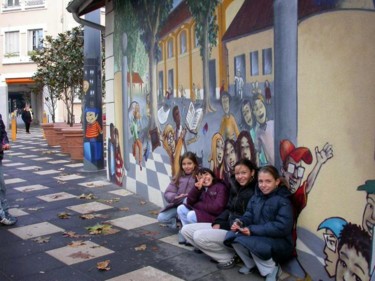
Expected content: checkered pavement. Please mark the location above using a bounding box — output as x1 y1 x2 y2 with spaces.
0 125 262 281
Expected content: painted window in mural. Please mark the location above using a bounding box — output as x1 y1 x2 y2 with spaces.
262 47 272 75
168 39 173 58
180 30 187 54
250 50 259 76
167 69 174 99
158 71 164 102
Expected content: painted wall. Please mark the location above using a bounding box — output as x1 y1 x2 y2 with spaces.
104 0 375 279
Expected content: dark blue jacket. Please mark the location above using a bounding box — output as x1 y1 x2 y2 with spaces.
224 184 294 263
0 114 9 163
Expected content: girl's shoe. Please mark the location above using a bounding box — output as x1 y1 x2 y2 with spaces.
178 231 186 244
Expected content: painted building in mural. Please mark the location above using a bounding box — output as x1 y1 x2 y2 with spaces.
70 0 375 280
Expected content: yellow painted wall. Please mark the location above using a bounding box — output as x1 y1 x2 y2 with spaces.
298 10 375 231
225 29 274 85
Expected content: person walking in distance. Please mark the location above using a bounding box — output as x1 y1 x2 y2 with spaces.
21 105 33 134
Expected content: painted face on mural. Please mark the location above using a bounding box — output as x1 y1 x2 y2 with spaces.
173 107 181 126
242 103 253 127
86 111 97 124
335 244 370 281
282 157 304 194
216 139 224 164
221 95 230 115
224 142 237 171
362 193 375 237
240 136 251 160
253 98 267 124
322 229 339 278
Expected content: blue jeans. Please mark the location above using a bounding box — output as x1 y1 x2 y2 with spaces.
157 207 177 228
0 164 9 218
177 204 197 226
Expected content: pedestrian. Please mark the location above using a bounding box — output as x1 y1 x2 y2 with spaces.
181 159 258 274
177 167 228 243
157 152 199 242
21 105 33 134
0 114 17 225
224 165 294 280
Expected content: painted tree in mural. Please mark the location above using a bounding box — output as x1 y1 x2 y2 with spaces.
31 26 84 126
114 0 139 101
130 0 173 129
187 0 220 113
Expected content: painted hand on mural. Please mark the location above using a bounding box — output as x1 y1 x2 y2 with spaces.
315 142 333 166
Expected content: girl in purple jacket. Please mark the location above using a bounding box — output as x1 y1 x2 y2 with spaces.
157 152 198 229
177 168 229 227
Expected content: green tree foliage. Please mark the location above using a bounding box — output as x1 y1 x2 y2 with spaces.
186 0 220 113
130 0 173 129
31 26 84 126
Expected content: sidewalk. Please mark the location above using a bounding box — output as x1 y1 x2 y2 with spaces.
0 125 263 281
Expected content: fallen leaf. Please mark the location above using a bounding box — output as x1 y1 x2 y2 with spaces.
149 210 159 215
33 236 50 244
57 180 66 184
97 198 120 204
78 193 96 200
139 201 146 205
28 207 44 211
86 223 119 235
16 198 25 202
135 244 147 251
97 259 111 271
119 207 129 211
62 231 90 238
58 212 71 219
58 168 65 171
86 182 94 187
68 241 86 247
51 194 63 199
80 214 96 220
69 251 94 260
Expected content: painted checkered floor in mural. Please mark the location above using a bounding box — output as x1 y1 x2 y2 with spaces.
0 125 264 281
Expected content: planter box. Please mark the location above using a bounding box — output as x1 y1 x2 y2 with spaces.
42 122 67 147
62 128 84 161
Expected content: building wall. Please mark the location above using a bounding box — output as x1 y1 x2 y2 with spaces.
298 10 375 229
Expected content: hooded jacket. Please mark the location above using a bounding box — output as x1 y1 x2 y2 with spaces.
225 184 294 263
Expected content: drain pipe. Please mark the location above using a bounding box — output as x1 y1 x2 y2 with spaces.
66 0 105 31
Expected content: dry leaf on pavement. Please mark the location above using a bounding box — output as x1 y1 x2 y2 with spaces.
135 244 147 251
97 260 111 271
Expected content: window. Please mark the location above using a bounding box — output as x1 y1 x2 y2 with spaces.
28 29 43 53
4 31 19 57
180 31 186 54
250 51 259 76
167 39 173 58
262 48 272 75
6 0 20 7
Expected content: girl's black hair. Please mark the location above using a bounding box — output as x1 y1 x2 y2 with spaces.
196 167 218 185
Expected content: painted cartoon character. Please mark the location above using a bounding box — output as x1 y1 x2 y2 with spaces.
162 124 185 177
280 139 333 247
335 223 371 281
357 180 375 237
130 103 143 171
114 128 124 186
264 80 272 104
208 132 224 180
234 69 244 99
219 92 239 141
236 130 255 163
253 94 274 165
317 217 348 278
223 138 238 184
84 107 103 163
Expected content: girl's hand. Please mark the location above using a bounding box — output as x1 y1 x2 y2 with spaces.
240 227 250 236
195 175 204 190
230 223 241 232
212 224 220 229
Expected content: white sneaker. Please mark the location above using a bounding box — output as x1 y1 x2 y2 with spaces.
1 215 17 226
265 265 280 281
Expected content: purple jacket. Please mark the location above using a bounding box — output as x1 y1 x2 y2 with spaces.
161 175 196 212
186 180 229 223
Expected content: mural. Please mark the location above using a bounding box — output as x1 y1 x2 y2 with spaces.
111 0 375 280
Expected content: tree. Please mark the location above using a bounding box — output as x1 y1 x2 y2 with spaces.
186 0 220 113
31 26 84 126
31 35 61 123
130 0 173 129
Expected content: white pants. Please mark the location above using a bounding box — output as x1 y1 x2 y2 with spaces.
181 223 235 263
233 243 276 276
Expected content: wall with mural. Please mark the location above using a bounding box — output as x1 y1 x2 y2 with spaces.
105 0 375 280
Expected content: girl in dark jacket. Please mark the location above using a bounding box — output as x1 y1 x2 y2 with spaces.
177 167 228 226
181 159 257 269
224 165 293 281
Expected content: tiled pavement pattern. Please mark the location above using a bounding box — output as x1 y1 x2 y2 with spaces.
0 126 263 281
